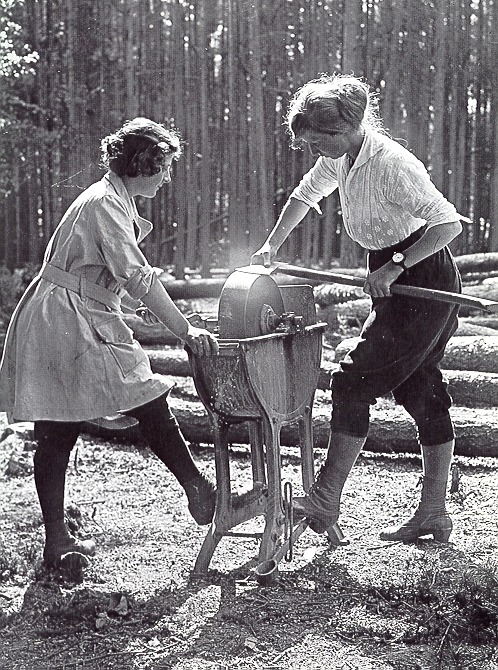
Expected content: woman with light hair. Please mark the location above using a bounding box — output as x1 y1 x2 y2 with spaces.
252 74 463 544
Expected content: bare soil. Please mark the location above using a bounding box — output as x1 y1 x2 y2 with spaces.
0 406 497 670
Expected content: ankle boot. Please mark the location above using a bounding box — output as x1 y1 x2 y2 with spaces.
293 432 365 534
380 441 454 543
293 462 341 534
379 503 452 543
182 473 216 525
43 522 96 568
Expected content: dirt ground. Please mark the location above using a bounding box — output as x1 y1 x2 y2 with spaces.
0 405 497 670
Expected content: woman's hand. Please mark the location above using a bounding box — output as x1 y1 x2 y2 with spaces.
363 262 404 298
251 241 276 268
184 325 219 357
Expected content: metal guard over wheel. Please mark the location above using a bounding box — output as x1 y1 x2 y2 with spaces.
217 270 285 339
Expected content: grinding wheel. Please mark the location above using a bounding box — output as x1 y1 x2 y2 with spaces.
218 270 285 339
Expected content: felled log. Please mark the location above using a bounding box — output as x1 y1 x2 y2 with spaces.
441 335 498 372
314 283 366 306
313 279 498 316
362 403 498 458
144 347 498 407
454 252 498 275
454 322 498 336
320 299 498 336
316 368 498 408
335 335 498 374
82 391 498 458
443 369 498 408
462 277 498 301
159 277 225 299
146 347 192 376
157 272 322 299
458 316 498 331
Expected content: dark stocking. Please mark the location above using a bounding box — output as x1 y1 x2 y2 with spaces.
126 393 199 485
33 421 81 529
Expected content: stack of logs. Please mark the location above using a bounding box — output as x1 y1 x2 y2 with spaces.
84 253 498 458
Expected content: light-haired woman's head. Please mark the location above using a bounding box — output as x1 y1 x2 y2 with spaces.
100 117 183 177
286 74 383 147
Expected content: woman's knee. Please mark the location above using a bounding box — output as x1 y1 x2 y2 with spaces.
331 396 370 438
126 392 175 424
34 421 81 451
395 378 453 446
33 421 80 472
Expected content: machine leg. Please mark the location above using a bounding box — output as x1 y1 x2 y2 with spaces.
298 403 315 492
193 417 231 576
213 418 232 514
258 415 284 564
248 420 266 485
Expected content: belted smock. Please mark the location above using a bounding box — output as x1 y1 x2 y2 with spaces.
0 172 172 422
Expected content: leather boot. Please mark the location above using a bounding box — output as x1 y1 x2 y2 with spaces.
182 473 216 525
380 440 454 543
43 521 96 568
293 432 365 534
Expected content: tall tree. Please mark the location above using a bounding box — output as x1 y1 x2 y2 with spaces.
339 0 365 267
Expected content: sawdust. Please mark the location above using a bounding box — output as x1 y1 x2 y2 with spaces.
0 409 497 670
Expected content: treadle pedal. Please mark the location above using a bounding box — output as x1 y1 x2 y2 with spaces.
327 522 350 546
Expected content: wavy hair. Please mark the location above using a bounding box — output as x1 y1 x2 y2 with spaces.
100 117 183 177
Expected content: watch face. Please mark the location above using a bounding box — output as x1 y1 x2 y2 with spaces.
392 252 405 263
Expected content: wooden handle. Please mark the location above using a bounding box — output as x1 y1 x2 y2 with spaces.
272 262 498 314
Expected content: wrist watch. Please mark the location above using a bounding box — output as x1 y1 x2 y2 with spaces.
391 251 408 271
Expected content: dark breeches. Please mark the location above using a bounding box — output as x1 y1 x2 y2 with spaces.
331 230 461 446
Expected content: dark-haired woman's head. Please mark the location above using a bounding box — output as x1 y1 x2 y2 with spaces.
100 117 183 177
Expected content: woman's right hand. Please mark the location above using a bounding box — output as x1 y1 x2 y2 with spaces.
184 325 219 357
250 241 275 268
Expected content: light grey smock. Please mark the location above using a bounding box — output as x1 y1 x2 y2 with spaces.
0 172 172 422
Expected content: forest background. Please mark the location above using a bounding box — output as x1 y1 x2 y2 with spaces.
1 0 497 277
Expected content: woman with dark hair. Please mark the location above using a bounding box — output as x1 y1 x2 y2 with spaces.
252 75 463 544
0 117 219 568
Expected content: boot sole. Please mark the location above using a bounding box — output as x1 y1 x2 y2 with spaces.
379 528 452 543
44 551 91 571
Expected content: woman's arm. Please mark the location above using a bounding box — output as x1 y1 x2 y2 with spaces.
251 197 311 266
252 157 338 266
140 274 219 356
364 220 462 298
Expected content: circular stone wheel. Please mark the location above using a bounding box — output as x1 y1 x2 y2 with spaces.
218 270 285 339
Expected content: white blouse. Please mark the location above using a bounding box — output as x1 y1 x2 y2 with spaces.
290 129 460 250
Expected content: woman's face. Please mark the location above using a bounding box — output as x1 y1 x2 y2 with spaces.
298 128 359 160
129 154 175 198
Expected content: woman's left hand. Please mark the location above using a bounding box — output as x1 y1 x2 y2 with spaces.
363 262 404 298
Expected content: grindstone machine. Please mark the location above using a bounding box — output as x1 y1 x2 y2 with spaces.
187 265 347 583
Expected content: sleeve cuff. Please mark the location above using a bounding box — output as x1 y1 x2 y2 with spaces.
290 192 322 215
122 265 156 300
